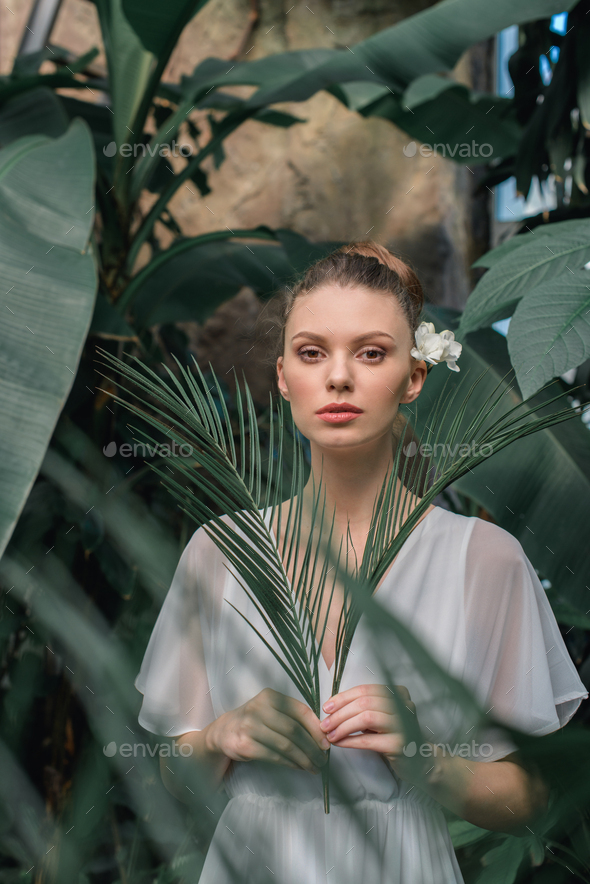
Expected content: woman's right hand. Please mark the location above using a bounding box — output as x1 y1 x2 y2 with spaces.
204 687 330 774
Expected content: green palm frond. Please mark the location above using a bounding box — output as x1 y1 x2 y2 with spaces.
94 347 584 812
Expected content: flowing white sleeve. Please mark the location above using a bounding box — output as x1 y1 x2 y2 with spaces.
134 524 221 738
463 519 588 762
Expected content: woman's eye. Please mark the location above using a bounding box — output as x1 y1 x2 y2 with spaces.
361 348 386 361
297 347 385 362
298 347 322 361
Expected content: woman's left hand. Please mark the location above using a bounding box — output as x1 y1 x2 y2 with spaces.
320 683 424 782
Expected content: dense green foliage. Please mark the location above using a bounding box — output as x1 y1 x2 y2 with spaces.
0 0 589 880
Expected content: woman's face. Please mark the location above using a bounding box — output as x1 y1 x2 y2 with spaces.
276 283 428 450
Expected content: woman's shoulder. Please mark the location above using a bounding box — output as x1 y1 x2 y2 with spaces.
431 506 523 546
428 506 526 573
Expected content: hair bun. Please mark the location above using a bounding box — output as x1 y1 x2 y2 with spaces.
338 242 424 315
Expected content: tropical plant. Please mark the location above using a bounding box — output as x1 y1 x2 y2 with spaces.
0 121 97 556
93 341 584 812
423 305 590 609
454 217 590 399
1 0 589 877
0 0 586 560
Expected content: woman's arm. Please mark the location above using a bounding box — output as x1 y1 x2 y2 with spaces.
321 683 550 835
407 747 549 835
159 724 232 803
159 688 330 803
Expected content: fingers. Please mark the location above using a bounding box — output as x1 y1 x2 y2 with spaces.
250 689 329 771
261 709 329 767
322 684 411 715
261 688 330 751
252 723 323 773
324 708 396 744
330 733 406 754
320 696 395 743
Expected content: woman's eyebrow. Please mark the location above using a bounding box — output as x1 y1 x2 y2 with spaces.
291 330 395 343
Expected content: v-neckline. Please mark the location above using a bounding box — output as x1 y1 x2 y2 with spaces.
262 505 442 674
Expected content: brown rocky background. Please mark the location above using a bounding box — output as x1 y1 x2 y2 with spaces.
2 0 494 403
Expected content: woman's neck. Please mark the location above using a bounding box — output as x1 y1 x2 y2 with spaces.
299 441 418 537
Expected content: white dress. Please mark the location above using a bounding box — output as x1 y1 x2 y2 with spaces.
135 505 588 884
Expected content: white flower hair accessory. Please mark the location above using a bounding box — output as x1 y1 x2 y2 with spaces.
410 321 462 372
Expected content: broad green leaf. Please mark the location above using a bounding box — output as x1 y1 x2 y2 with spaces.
456 218 590 336
11 46 71 77
576 13 590 130
545 591 590 630
61 96 114 137
125 233 294 329
95 0 154 151
0 87 69 147
0 121 97 558
122 0 211 59
325 80 521 165
507 269 590 398
364 84 520 164
403 73 459 108
478 837 526 883
420 307 590 612
123 228 343 329
41 423 180 603
174 0 577 112
273 229 344 273
89 291 138 341
471 225 558 269
448 818 493 849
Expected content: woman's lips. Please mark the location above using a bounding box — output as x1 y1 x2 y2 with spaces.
316 412 362 424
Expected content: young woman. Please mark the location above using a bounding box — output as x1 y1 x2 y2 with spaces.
135 243 588 883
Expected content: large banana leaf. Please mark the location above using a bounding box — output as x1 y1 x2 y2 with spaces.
93 0 216 210
94 0 154 194
420 306 590 612
507 268 590 399
0 87 69 147
160 0 574 132
455 218 590 397
0 120 97 558
354 79 522 163
104 0 573 259
456 219 590 337
172 0 576 105
121 228 343 327
122 0 211 59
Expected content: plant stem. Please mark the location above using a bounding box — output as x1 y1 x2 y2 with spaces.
323 748 330 813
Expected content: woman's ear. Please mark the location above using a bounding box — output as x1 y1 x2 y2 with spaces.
399 360 428 404
276 356 289 401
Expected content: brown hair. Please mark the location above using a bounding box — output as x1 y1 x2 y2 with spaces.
261 241 425 373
